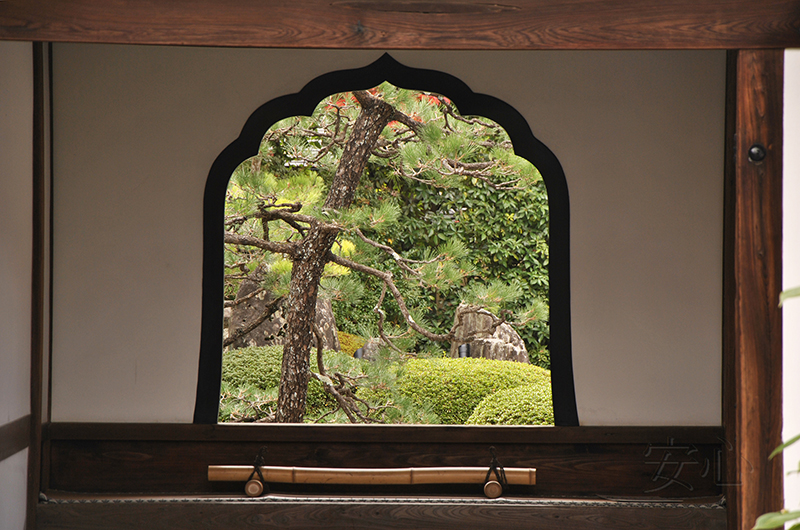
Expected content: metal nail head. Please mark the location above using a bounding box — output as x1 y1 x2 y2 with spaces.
748 144 767 163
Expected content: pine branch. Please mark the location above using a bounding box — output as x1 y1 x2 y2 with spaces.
326 251 450 343
224 232 298 257
372 284 405 354
223 287 266 308
311 323 383 424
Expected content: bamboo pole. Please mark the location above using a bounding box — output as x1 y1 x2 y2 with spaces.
208 465 536 486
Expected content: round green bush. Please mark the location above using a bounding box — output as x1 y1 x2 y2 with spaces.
397 357 551 424
466 384 554 425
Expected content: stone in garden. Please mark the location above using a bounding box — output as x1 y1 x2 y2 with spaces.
449 303 529 363
228 276 339 351
359 338 386 361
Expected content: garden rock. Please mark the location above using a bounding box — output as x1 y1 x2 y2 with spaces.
449 304 528 363
228 280 339 351
358 338 387 361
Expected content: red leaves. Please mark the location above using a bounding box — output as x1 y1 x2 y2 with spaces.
416 93 448 106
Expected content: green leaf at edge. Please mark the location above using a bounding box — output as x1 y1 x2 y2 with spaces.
770 433 800 460
779 286 800 306
754 510 800 529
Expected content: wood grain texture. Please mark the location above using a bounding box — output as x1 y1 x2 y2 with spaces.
46 437 723 498
1 0 800 49
28 41 47 530
723 49 784 530
45 422 725 444
36 500 726 530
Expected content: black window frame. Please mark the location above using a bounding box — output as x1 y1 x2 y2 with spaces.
193 53 578 426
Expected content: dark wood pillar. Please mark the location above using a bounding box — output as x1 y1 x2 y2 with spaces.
723 49 784 530
27 41 46 530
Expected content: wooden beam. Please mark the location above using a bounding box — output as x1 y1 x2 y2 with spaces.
43 424 725 499
0 415 30 462
723 49 784 530
36 499 727 530
45 422 725 444
1 0 800 50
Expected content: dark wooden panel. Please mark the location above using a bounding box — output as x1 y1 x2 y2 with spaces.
36 499 726 530
45 422 725 444
0 415 30 462
723 49 784 530
1 0 800 49
47 437 724 498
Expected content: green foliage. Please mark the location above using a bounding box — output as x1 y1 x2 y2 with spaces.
398 357 552 424
219 346 554 425
219 345 442 424
221 345 283 390
218 381 278 423
755 288 800 527
753 510 800 530
224 83 552 426
334 101 551 364
337 331 366 356
466 384 554 426
781 286 800 306
219 346 355 419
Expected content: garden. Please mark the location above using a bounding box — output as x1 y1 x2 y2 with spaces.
220 83 553 425
219 343 553 425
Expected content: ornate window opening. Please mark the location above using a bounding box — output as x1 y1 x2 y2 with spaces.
194 54 577 426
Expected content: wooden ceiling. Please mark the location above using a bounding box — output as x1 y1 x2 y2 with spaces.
1 0 800 49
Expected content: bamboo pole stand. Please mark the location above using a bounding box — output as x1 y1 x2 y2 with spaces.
208 465 536 498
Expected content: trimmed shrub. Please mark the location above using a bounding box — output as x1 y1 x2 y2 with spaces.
398 357 551 424
221 345 283 390
466 384 554 425
220 346 369 420
338 331 366 356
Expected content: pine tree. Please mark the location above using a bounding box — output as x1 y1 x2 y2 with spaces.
224 84 548 422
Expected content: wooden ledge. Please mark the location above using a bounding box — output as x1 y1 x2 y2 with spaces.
37 496 726 529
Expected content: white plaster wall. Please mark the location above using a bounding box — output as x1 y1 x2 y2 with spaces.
51 46 725 425
0 39 33 530
0 450 29 530
783 48 800 513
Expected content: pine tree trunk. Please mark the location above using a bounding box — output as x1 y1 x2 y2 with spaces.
275 91 395 422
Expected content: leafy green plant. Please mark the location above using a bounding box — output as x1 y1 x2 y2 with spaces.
220 346 363 420
220 345 442 423
754 287 800 529
466 383 553 425
218 381 277 423
754 432 800 529
337 149 551 365
226 83 551 382
398 357 551 424
221 345 283 390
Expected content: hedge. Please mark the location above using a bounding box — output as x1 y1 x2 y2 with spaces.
220 345 367 419
398 357 551 424
466 383 554 425
221 345 283 390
